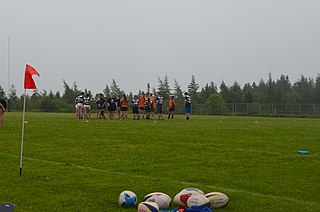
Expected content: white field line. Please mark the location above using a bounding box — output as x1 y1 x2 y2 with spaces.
2 153 319 207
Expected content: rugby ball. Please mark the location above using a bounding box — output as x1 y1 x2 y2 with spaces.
205 192 229 209
187 194 210 208
143 192 172 208
118 190 137 207
173 188 205 206
138 201 159 212
180 188 204 195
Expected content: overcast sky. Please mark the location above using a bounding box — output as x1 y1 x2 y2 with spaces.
1 0 319 96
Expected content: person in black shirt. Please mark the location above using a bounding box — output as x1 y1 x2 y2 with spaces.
156 92 164 120
107 93 117 120
184 92 191 120
96 93 106 119
116 95 122 120
83 93 91 121
132 95 140 120
144 92 151 120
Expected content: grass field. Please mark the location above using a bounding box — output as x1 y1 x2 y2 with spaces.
0 112 319 211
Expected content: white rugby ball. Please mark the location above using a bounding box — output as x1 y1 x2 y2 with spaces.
138 201 159 212
187 194 210 208
180 188 204 195
205 192 229 209
143 192 172 208
173 188 204 206
118 190 137 207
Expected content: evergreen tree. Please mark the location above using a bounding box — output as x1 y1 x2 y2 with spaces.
293 75 315 103
219 81 230 103
199 81 217 103
266 72 276 103
157 76 171 100
254 79 267 103
55 91 61 99
103 83 110 96
173 79 183 100
315 73 320 103
48 90 54 100
9 84 20 110
275 75 291 103
188 75 199 101
110 79 122 95
243 83 253 103
230 81 243 103
0 85 6 99
62 80 78 104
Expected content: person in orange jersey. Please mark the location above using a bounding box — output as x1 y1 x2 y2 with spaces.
120 94 128 119
138 92 146 120
149 93 156 120
168 95 175 119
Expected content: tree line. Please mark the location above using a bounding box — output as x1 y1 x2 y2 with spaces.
1 73 320 112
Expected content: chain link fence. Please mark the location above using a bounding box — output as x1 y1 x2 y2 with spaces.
174 103 320 118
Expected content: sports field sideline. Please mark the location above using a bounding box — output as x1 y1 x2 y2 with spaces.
0 112 319 211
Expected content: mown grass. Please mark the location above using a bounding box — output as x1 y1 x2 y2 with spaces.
0 112 319 211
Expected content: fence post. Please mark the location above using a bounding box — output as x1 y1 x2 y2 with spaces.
259 103 261 117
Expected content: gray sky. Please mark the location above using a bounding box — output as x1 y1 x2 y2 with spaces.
1 0 320 96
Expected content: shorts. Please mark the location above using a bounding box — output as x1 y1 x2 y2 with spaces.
157 106 163 114
145 106 151 113
132 107 139 114
139 107 145 111
185 107 191 114
84 105 91 111
151 108 155 113
169 107 175 112
121 107 128 111
77 103 84 109
108 106 116 112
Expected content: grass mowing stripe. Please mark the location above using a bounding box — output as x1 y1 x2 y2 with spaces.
3 152 319 208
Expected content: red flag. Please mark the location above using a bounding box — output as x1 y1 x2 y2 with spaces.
24 64 40 89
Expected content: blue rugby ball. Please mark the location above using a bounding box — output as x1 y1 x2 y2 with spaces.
298 150 309 155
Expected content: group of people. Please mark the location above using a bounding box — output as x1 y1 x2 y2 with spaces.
0 91 191 127
74 92 92 121
75 91 192 121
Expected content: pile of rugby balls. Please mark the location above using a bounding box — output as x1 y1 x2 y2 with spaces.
118 188 229 211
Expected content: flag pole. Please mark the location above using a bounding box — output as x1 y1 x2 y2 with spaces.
7 37 11 111
20 89 27 176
